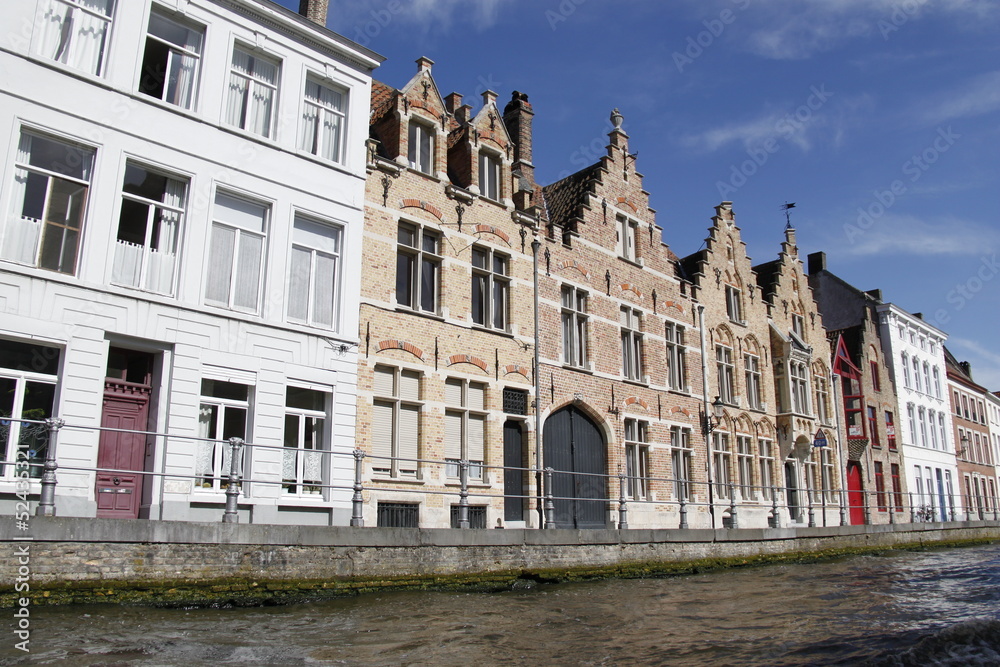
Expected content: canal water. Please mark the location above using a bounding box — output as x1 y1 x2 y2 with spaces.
4 544 1000 666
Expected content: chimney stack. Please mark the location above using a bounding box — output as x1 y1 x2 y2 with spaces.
445 92 463 114
807 251 826 275
298 0 329 26
503 91 535 188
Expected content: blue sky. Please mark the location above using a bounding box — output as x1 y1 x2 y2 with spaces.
284 0 1000 389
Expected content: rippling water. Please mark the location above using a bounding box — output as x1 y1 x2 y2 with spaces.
4 544 1000 666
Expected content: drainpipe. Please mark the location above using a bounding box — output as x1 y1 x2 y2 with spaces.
831 369 848 526
532 235 543 529
697 304 716 527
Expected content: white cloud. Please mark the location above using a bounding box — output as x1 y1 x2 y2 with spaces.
330 0 510 35
842 214 1000 257
948 338 1000 391
918 71 1000 125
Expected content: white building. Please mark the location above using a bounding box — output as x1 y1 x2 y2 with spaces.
987 391 1000 503
876 304 959 520
0 0 381 524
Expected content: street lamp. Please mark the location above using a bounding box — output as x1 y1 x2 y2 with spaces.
703 396 725 435
958 433 970 459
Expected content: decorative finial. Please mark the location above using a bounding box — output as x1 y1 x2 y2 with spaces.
610 108 624 131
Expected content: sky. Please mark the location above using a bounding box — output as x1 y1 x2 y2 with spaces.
281 0 1000 389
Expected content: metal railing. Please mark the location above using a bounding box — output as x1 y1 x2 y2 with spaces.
4 415 999 529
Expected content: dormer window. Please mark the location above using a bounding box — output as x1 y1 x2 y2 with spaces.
408 121 434 174
479 151 501 200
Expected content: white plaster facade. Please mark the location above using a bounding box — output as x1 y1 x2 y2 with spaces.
987 392 1000 501
0 0 381 524
876 304 959 520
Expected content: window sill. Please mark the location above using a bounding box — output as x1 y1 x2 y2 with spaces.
395 306 445 322
622 377 649 388
444 480 492 489
619 256 644 268
728 319 748 328
371 475 425 485
471 324 514 338
563 362 593 374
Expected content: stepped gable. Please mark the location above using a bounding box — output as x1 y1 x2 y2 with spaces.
541 164 600 232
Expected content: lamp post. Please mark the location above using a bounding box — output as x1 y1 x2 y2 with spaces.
702 395 725 526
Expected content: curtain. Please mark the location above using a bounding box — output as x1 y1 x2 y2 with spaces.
246 55 276 137
312 251 336 328
111 240 142 287
146 178 184 294
168 51 198 110
287 246 310 322
233 231 262 310
205 223 235 304
196 404 215 487
3 134 38 265
226 49 251 128
32 0 69 65
68 0 111 75
301 82 320 154
317 84 343 161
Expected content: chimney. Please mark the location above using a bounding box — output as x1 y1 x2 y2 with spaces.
416 56 434 73
503 91 535 189
807 251 826 275
445 92 463 114
298 0 329 26
865 288 883 302
960 361 972 379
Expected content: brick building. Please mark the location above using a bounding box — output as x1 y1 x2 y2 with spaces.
944 350 998 518
807 253 907 524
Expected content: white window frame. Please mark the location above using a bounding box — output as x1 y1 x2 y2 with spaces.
479 150 501 201
471 245 509 331
666 322 687 391
624 419 650 500
139 7 203 109
444 378 487 481
0 341 61 481
226 44 280 139
197 378 252 493
616 215 637 261
287 214 342 330
790 360 810 415
725 285 743 323
716 345 734 404
282 385 330 498
561 285 588 368
372 366 421 478
713 431 732 499
736 434 753 499
111 162 186 296
621 306 644 382
32 0 115 76
396 222 441 314
408 121 434 174
744 353 761 410
758 438 774 500
204 191 269 313
671 426 692 501
300 75 347 164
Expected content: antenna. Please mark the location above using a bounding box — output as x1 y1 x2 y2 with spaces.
780 201 796 229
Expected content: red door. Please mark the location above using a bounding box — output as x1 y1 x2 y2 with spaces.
847 462 865 525
96 349 153 519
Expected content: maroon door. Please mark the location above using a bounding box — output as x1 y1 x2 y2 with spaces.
96 349 153 519
847 462 865 525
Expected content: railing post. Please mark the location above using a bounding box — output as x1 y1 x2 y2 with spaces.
863 491 871 525
949 494 956 522
887 490 895 524
839 488 847 526
728 483 738 529
908 492 915 523
221 437 244 523
678 493 688 529
351 449 365 527
458 460 470 529
35 418 65 517
617 471 628 530
770 487 780 528
807 486 815 528
544 467 555 529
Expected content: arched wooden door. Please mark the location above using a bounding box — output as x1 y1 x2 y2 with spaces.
846 461 865 525
543 406 607 529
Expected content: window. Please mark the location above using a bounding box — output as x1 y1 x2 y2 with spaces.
716 345 734 404
790 361 810 414
616 215 637 261
918 406 927 447
902 353 910 388
922 363 931 397
870 361 881 392
885 411 897 450
372 366 420 477
226 46 279 138
744 353 761 410
4 130 94 274
933 367 942 398
736 435 753 499
282 386 327 496
758 439 774 500
139 8 203 109
725 286 742 323
408 121 434 173
624 419 649 500
479 151 501 200
444 378 486 481
620 307 644 381
502 388 527 416
907 404 916 443
792 314 805 339
561 285 588 368
938 414 947 451
300 77 346 163
377 501 418 527
713 432 731 499
868 406 880 447
450 505 487 529
814 375 828 423
666 323 687 391
205 192 268 312
929 410 939 449
0 341 60 479
112 163 186 295
962 395 970 419
874 461 886 511
820 448 834 503
395 223 441 314
914 466 924 507
471 246 509 330
32 0 114 76
842 373 863 438
671 426 692 501
891 463 903 512
197 379 250 492
287 215 342 329
912 358 921 393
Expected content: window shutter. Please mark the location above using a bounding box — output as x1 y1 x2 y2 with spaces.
444 410 462 460
467 383 485 411
444 378 462 406
468 414 485 462
399 370 420 401
398 403 419 463
371 400 393 461
373 366 394 397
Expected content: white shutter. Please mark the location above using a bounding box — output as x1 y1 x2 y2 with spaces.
398 403 419 464
467 383 485 411
468 414 485 462
444 410 462 460
371 400 393 461
372 366 394 397
399 370 420 401
444 378 463 406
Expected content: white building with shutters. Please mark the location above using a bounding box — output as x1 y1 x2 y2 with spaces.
0 0 381 524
